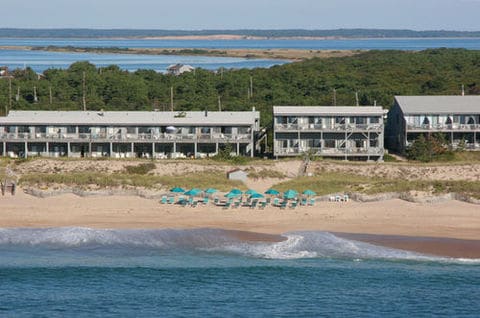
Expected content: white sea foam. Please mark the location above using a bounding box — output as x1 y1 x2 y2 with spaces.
0 227 479 264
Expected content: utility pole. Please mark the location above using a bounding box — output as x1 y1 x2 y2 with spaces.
218 95 221 111
33 86 38 103
333 88 337 106
355 91 359 106
16 87 20 102
170 86 174 111
8 77 12 112
249 76 253 99
49 86 53 105
82 71 86 111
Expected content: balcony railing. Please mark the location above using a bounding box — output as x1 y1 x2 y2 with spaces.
275 147 384 156
407 124 480 131
0 132 252 142
275 123 383 131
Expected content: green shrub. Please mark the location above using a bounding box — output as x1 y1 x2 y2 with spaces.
124 162 156 175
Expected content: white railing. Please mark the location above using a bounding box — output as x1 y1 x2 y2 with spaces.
275 123 383 131
0 132 252 142
275 147 384 155
407 124 480 131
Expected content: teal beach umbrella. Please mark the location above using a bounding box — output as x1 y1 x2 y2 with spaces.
265 189 280 195
283 189 298 199
225 192 241 198
229 189 243 195
204 188 218 195
302 189 317 196
250 193 265 199
170 187 185 193
245 189 258 195
184 188 202 196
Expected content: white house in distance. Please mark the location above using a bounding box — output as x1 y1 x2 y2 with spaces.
167 64 195 76
0 109 260 159
386 95 480 154
273 106 385 161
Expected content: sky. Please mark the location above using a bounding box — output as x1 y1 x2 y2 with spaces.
1 0 480 30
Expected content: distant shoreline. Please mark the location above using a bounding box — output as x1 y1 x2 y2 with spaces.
1 35 480 40
0 45 361 60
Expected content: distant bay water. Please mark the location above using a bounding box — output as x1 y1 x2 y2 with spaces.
0 37 479 73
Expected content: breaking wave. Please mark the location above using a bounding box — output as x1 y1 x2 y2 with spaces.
0 227 478 264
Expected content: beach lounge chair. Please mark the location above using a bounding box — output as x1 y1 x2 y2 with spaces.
259 201 267 209
203 197 209 205
280 201 288 210
290 201 298 209
273 198 280 206
233 201 241 208
160 196 167 204
223 201 231 209
250 200 258 209
191 201 198 208
300 198 307 206
309 198 315 206
168 197 175 204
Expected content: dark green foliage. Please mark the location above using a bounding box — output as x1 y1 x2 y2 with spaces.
124 162 156 175
407 133 454 162
2 49 480 130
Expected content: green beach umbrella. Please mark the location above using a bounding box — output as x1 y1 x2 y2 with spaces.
170 187 185 193
265 189 280 195
302 189 317 196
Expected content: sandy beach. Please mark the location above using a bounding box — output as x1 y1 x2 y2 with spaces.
1 190 479 258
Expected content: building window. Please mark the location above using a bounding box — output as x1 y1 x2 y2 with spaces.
369 117 380 124
324 140 335 148
67 126 76 134
355 117 367 124
200 127 211 134
335 117 345 124
126 127 136 134
79 126 90 133
221 127 232 134
138 127 150 134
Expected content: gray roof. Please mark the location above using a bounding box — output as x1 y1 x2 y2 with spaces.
395 96 480 115
0 110 260 126
273 106 385 116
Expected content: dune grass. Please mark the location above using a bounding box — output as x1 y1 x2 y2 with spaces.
20 171 246 192
273 172 480 198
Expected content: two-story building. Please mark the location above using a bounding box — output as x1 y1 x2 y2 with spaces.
386 96 480 154
273 106 385 161
0 109 260 159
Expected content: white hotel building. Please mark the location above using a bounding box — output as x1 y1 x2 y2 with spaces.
273 106 385 161
0 110 260 159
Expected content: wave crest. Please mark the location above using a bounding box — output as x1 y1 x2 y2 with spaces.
0 227 478 263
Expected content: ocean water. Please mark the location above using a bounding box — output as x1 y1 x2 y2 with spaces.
0 49 287 73
1 37 480 50
1 37 479 73
0 228 479 317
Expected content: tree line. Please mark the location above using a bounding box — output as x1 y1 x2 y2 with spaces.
1 48 479 128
